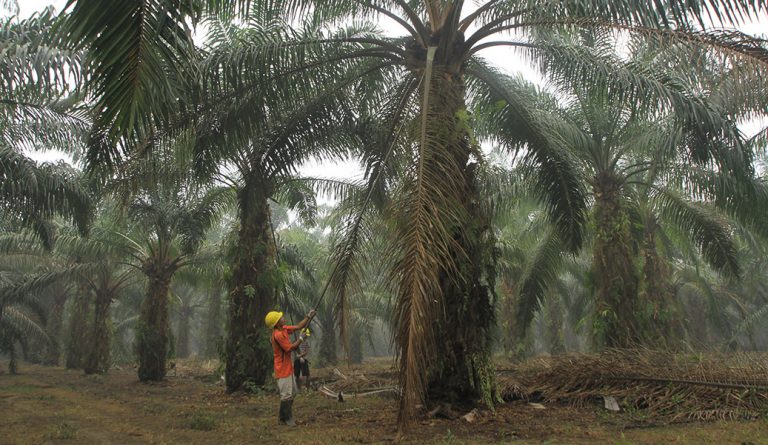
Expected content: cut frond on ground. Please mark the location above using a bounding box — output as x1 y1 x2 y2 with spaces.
499 349 768 422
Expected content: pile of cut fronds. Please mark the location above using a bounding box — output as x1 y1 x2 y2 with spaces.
324 367 399 395
171 357 221 378
499 349 768 422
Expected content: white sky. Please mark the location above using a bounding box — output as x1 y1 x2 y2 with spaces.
10 0 768 175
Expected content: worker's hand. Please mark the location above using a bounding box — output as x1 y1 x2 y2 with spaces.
307 309 317 320
299 357 305 364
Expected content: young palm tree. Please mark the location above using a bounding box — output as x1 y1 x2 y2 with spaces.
76 232 136 374
0 226 102 371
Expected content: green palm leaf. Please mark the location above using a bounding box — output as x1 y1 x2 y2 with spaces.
655 187 740 278
513 228 566 340
469 61 587 251
63 0 198 147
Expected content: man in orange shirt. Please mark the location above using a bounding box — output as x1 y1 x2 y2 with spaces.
265 309 316 426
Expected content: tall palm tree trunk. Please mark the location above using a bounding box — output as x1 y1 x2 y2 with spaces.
639 222 679 344
203 288 222 358
225 179 277 391
176 310 191 359
420 74 497 408
502 279 531 360
84 290 112 374
591 172 639 347
137 264 174 381
44 292 68 366
318 317 338 366
545 295 566 354
65 286 91 369
430 225 497 406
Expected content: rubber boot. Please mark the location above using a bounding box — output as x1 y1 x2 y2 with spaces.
284 400 297 426
278 401 288 425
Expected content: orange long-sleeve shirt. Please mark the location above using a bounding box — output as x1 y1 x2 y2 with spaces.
271 325 297 379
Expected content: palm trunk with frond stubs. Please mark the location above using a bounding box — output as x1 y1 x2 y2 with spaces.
225 179 277 392
545 295 566 354
44 292 67 366
137 263 175 381
318 312 337 366
591 172 640 347
84 290 112 374
395 61 497 420
176 309 191 359
203 288 222 358
639 222 681 344
499 279 521 356
65 285 91 369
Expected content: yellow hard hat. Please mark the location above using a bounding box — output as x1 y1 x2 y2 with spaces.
302 328 311 337
265 311 283 329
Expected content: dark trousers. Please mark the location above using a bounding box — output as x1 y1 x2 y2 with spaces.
293 358 310 378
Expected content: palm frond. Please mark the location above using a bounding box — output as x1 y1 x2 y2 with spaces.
178 187 236 254
0 0 19 15
62 0 198 151
685 168 768 240
0 148 91 237
656 187 739 278
273 179 318 227
1 305 49 345
476 0 764 37
513 228 566 340
468 60 587 251
0 263 93 310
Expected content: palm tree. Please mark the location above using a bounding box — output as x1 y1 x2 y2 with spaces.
0 226 100 372
0 230 53 373
0 212 138 373
76 230 136 374
0 304 48 374
111 155 231 381
162 17 364 391
54 231 134 374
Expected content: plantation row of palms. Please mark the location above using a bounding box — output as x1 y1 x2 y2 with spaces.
1 0 767 428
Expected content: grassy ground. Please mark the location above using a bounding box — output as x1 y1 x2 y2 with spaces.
1 358 766 444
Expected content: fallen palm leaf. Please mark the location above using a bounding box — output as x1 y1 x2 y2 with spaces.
499 349 768 423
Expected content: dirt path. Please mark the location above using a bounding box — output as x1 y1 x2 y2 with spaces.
1 362 766 444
